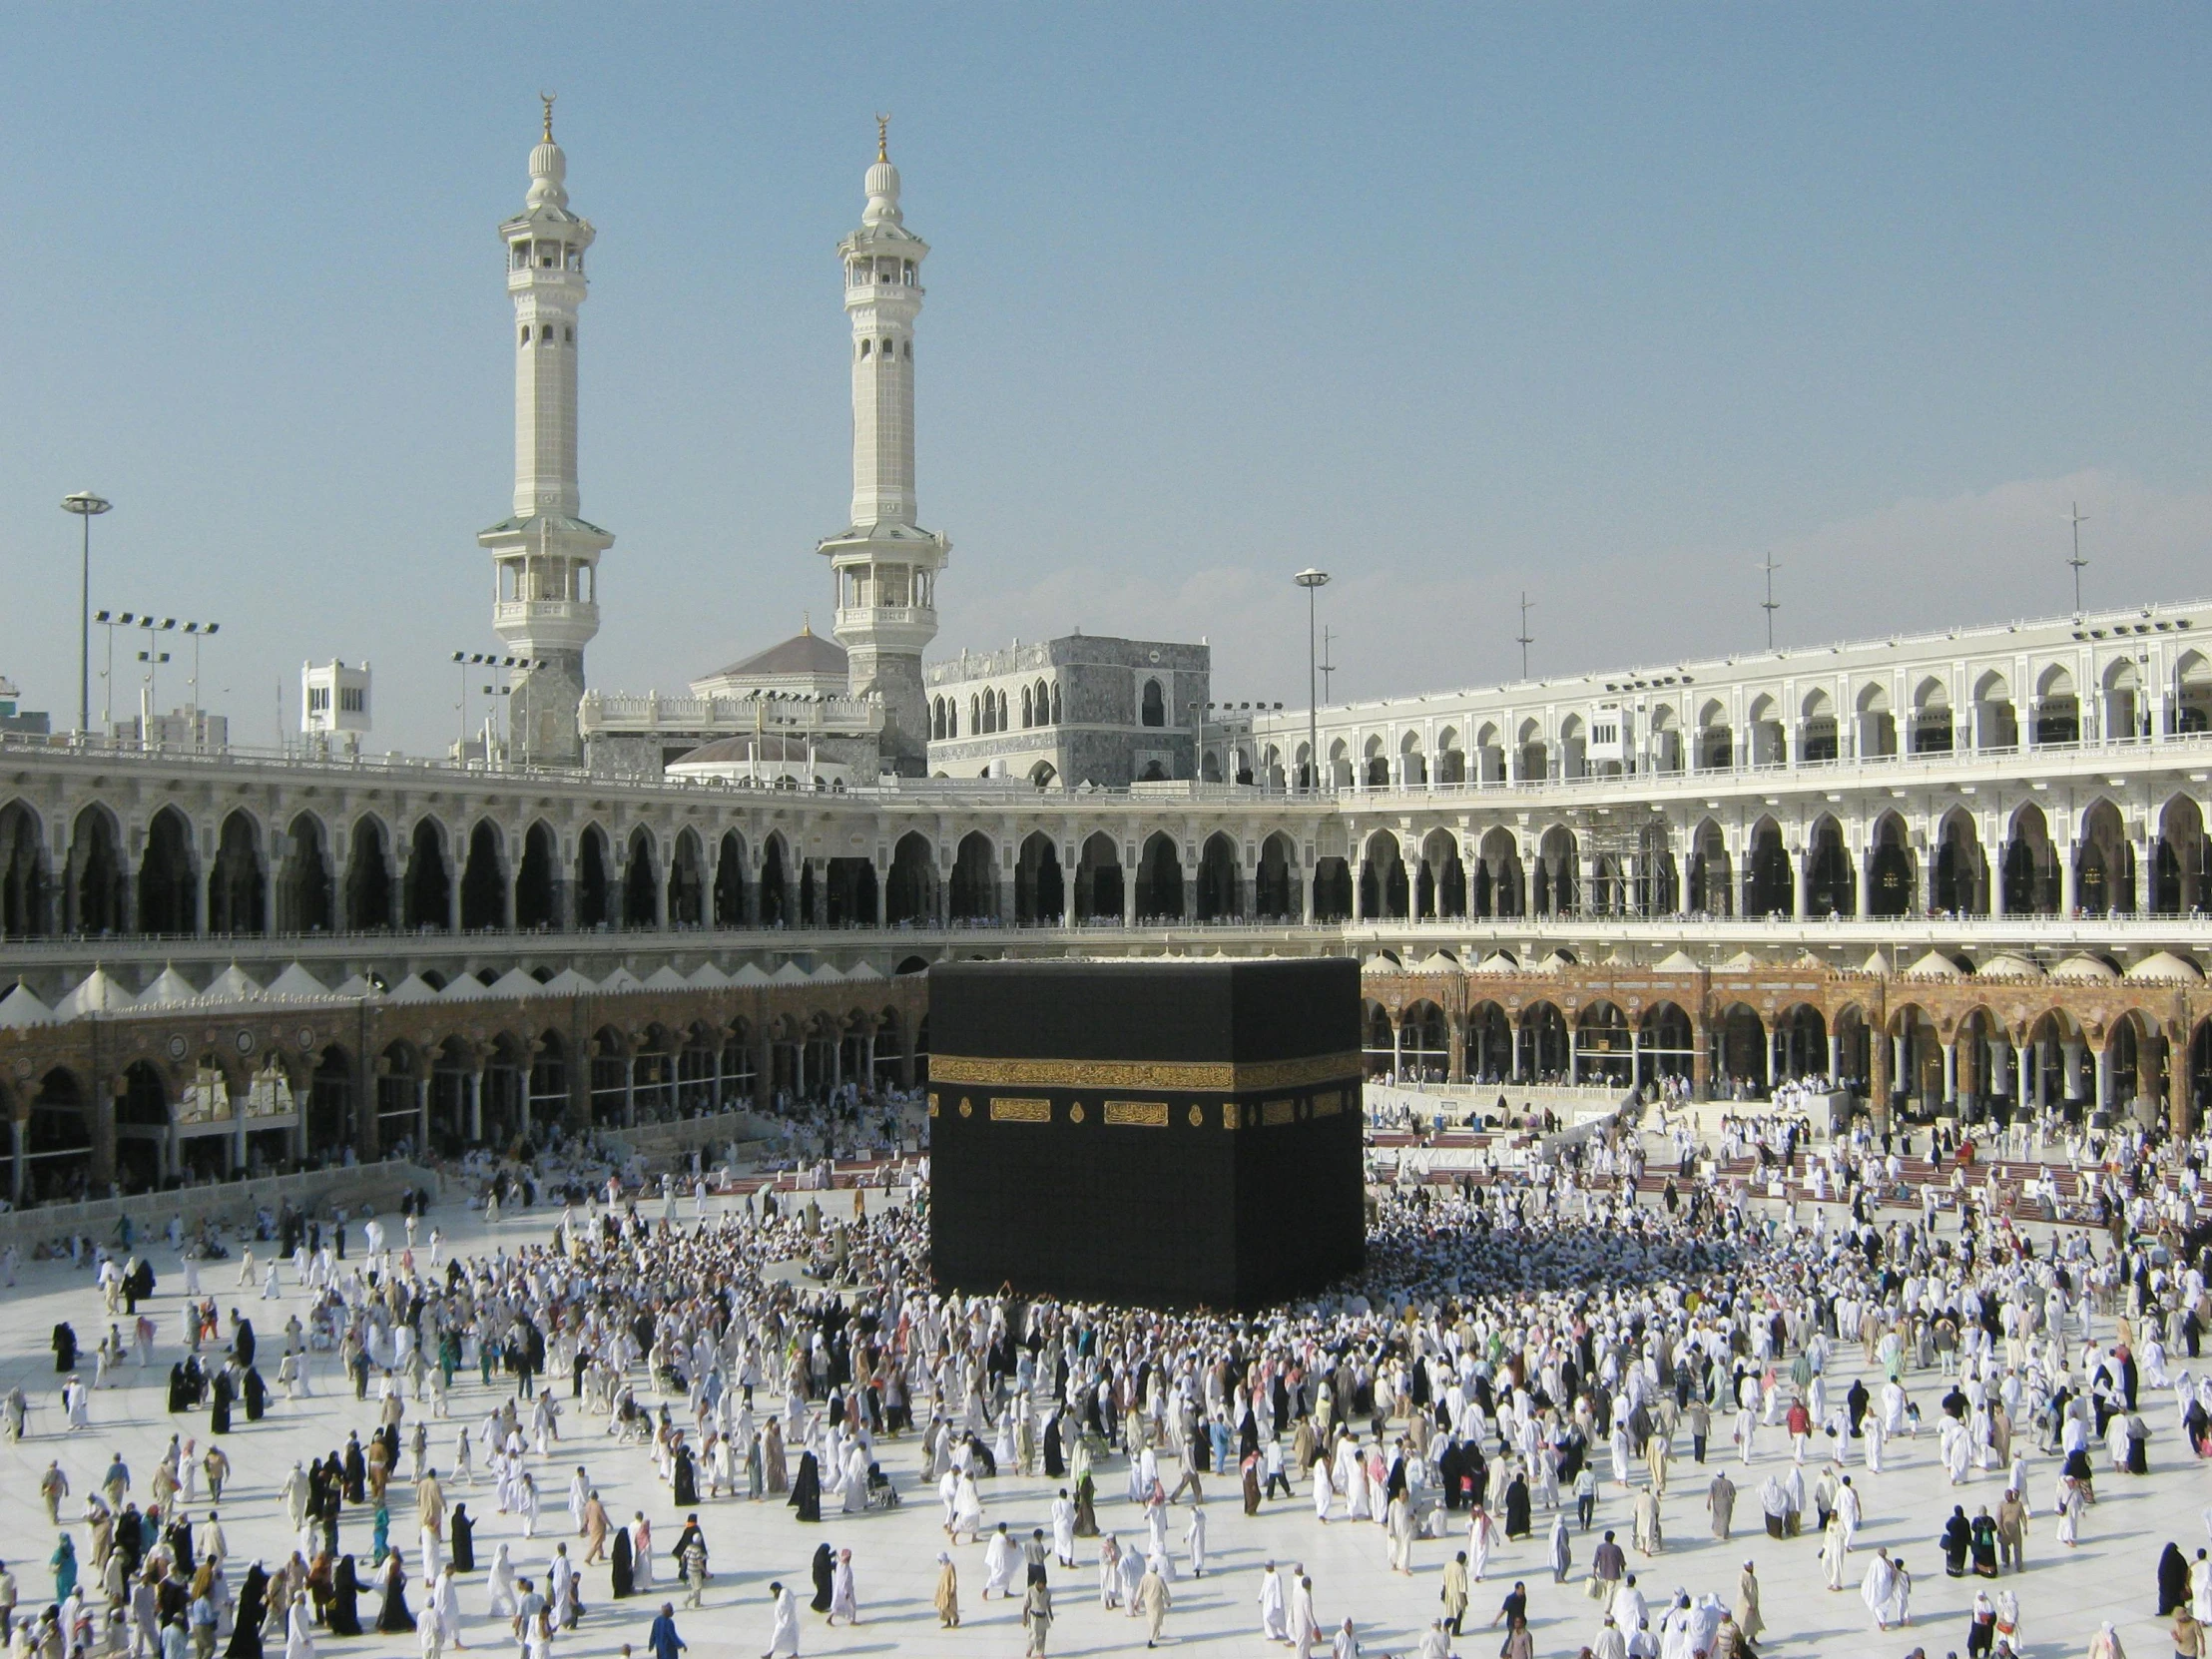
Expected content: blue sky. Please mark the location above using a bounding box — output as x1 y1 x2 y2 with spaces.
2 6 2209 752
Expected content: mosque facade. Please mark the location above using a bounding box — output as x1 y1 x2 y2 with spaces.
3 112 2211 1197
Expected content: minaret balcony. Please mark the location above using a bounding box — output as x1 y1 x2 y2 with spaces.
494 597 600 648
833 606 938 652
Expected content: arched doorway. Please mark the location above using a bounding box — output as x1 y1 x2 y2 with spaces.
459 821 508 931
1135 832 1183 921
948 831 997 922
1194 832 1241 921
139 806 198 934
207 811 267 935
1014 832 1064 924
885 832 934 925
402 819 452 930
1073 832 1122 923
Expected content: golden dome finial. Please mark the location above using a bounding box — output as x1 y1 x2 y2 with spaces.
539 91 557 143
874 111 890 163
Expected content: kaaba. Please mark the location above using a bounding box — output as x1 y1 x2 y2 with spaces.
926 957 1365 1310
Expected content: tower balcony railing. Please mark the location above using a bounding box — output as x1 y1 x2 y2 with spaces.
493 598 599 630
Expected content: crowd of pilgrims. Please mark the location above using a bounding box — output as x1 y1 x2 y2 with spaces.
9 1109 2212 1659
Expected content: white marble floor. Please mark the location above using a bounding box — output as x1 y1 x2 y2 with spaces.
0 1198 2198 1659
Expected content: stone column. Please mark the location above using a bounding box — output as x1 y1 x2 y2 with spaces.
1301 859 1315 924
2061 1039 2087 1103
1793 849 1810 920
469 1068 484 1143
2093 1045 2111 1115
1869 1032 1892 1129
1690 1019 1710 1101
622 1057 637 1128
2059 848 2078 916
2015 1043 2030 1117
415 1075 429 1154
1894 1032 1910 1107
1828 1033 1842 1080
1390 1019 1403 1083
1121 849 1137 927
1447 1017 1466 1086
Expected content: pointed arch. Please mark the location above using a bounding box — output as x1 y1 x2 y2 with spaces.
139 805 199 935
277 811 333 933
401 817 452 930
206 810 266 935
711 830 750 927
948 830 997 921
1073 831 1122 923
575 824 614 928
1135 831 1184 921
1195 831 1242 920
621 828 660 927
0 800 51 938
458 819 508 931
342 814 393 931
885 830 935 925
1014 830 1064 924
1359 829 1408 919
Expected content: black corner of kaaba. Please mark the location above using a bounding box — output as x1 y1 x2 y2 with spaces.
925 957 1365 1311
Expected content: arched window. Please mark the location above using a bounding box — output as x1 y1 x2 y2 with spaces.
859 339 871 358
519 325 530 346
1051 683 1062 724
540 324 553 341
564 326 573 342
997 690 1009 730
1021 687 1033 728
903 341 912 358
969 695 981 734
1141 680 1166 728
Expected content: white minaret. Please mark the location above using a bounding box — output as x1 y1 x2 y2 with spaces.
477 95 613 767
817 118 948 776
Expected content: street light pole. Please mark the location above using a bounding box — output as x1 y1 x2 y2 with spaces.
61 492 113 736
1295 568 1331 793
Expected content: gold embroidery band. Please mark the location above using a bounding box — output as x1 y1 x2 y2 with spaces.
1102 1100 1169 1127
988 1097 1052 1123
1312 1090 1345 1117
930 1052 1360 1092
1261 1098 1297 1126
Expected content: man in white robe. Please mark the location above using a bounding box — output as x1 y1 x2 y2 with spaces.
1258 1562 1288 1642
760 1581 800 1659
982 1524 1018 1600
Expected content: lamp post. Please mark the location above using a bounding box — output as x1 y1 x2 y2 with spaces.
91 610 135 733
182 621 221 717
61 492 113 736
1295 568 1331 793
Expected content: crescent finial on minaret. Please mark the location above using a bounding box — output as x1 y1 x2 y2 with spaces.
540 91 557 142
875 112 890 163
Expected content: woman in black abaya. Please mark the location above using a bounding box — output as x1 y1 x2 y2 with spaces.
788 1451 823 1523
327 1557 361 1637
672 1445 697 1508
448 1505 475 1574
1041 1413 1065 1480
809 1542 834 1614
228 1564 269 1659
609 1523 634 1598
372 1550 412 1633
